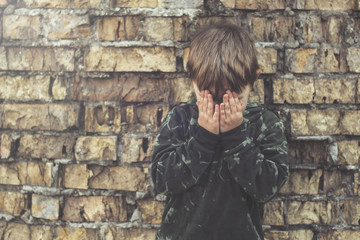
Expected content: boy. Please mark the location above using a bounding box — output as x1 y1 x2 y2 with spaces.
151 22 289 240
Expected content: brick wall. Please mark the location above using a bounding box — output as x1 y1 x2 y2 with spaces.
0 0 359 239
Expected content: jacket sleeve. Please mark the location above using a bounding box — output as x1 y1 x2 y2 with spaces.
221 112 289 203
151 107 219 196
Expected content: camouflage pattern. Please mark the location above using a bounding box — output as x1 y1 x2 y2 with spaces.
151 99 289 240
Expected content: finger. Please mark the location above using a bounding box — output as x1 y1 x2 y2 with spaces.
207 94 213 115
220 103 226 119
227 90 237 113
232 91 241 112
203 91 208 113
223 94 231 115
213 104 219 120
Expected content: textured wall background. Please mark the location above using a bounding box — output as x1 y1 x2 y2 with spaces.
0 0 359 239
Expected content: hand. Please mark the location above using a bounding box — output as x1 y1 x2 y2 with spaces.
220 90 244 133
196 90 220 135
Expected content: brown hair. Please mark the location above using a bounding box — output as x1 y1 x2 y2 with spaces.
187 22 259 102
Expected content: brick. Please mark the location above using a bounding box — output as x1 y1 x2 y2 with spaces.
341 111 360 135
43 14 90 39
63 164 90 189
197 16 242 27
338 140 360 165
144 17 173 41
122 135 155 163
290 110 341 136
159 0 203 8
263 201 284 225
286 48 317 73
325 17 342 43
298 14 322 43
32 194 59 220
8 48 74 71
52 76 67 100
18 134 75 159
174 16 190 42
114 0 158 8
355 173 360 196
273 79 314 104
249 16 295 42
231 0 285 9
137 200 164 224
103 228 157 240
21 0 71 8
257 48 277 74
1 223 31 240
135 104 170 127
287 201 339 224
288 140 328 164
0 191 27 216
347 48 360 73
314 78 356 104
320 231 360 240
0 75 51 101
84 47 176 72
97 16 140 41
55 227 98 240
0 133 12 159
323 171 353 195
62 196 126 222
170 77 194 103
280 170 322 195
343 200 360 225
0 162 52 186
74 136 117 161
264 231 288 240
0 47 7 70
49 104 80 131
88 166 148 192
73 74 171 102
294 0 355 10
3 15 41 40
318 47 341 72
85 105 122 133
72 0 101 8
264 230 314 240
249 79 264 104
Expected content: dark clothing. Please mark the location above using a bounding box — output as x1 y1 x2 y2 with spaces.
151 99 289 240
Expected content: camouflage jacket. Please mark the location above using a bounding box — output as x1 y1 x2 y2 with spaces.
151 99 289 240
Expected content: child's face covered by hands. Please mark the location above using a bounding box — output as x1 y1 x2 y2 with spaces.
193 83 251 134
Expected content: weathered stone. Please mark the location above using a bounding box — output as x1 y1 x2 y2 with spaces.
72 0 101 8
290 110 341 136
18 134 76 159
341 111 360 135
50 104 80 131
137 200 164 224
103 228 157 240
323 171 353 195
264 231 289 240
43 14 90 39
135 104 170 128
288 140 328 164
318 47 341 72
52 76 67 100
73 74 171 102
347 48 360 73
55 227 98 240
249 79 264 104
30 225 53 240
85 46 176 72
0 133 12 159
338 140 360 165
122 135 155 163
0 75 51 101
320 231 360 240
1 222 30 240
299 14 322 43
170 77 194 103
232 0 285 9
249 16 295 42
144 17 173 41
220 0 235 7
257 48 277 74
280 170 322 195
273 79 314 104
63 164 91 189
286 48 317 73
0 191 27 216
3 15 41 39
62 196 126 222
0 0 7 7
159 0 203 8
114 0 158 8
97 16 140 41
287 201 339 224
197 16 242 27
355 173 360 196
183 47 189 71
294 0 355 10
0 162 52 186
263 201 284 225
85 105 122 133
343 199 360 225
22 0 71 8
265 230 314 240
89 166 148 192
0 47 7 70
326 17 342 43
8 48 74 71
174 16 190 42
75 136 117 161
314 78 356 104
32 194 59 220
